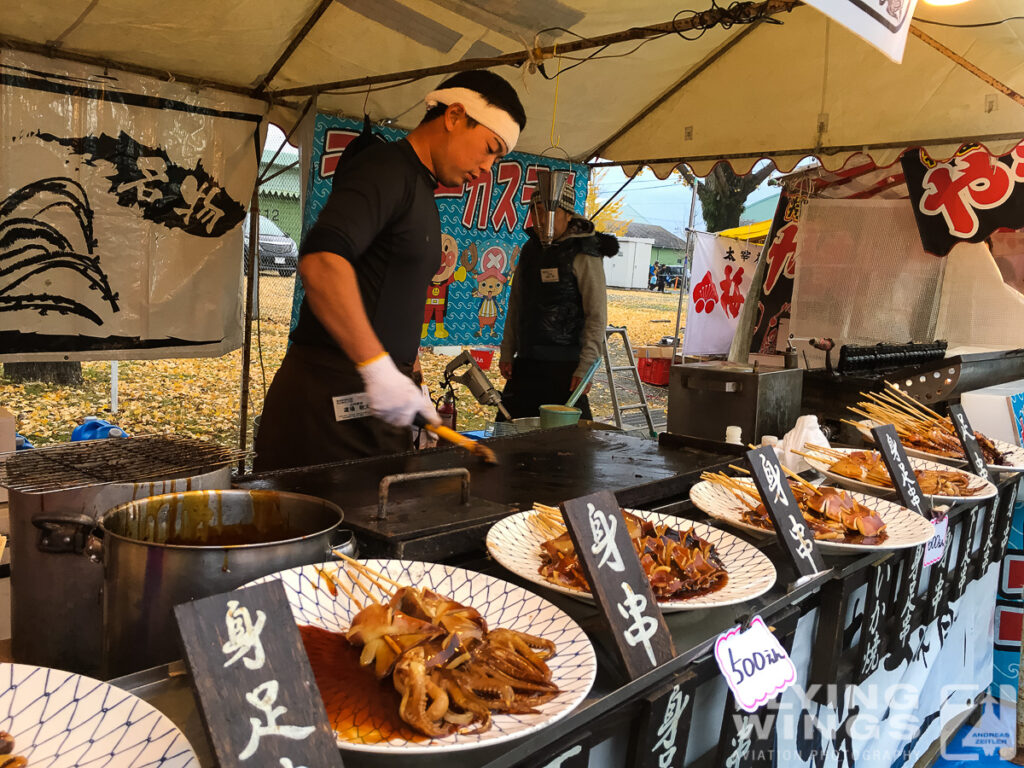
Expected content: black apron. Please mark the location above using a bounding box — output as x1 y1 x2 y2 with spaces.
498 358 592 421
253 344 413 472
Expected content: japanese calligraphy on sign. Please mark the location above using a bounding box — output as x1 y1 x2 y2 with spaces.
560 491 675 680
175 581 343 768
871 423 931 518
902 142 1024 256
589 503 625 572
652 685 688 767
746 447 825 577
947 403 991 481
682 231 756 356
1 50 257 360
617 582 659 667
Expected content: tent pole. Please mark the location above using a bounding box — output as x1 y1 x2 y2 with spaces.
727 223 773 364
238 132 261 474
671 184 699 363
910 26 1024 109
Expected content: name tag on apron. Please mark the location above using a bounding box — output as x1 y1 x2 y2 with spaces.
332 392 371 422
540 267 559 283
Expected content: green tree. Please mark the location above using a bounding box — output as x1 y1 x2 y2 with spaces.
681 162 774 233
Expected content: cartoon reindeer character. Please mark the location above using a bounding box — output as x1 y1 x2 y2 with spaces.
472 245 510 338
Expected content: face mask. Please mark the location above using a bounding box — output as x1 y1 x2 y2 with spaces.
530 169 571 245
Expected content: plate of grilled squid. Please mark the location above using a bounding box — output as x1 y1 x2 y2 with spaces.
245 558 596 754
486 505 777 612
844 385 1024 473
689 471 935 554
797 444 997 503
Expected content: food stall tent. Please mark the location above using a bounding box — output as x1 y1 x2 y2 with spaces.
1 0 1021 173
2 2 1024 767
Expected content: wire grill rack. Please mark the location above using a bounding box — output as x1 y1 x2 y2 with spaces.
0 434 250 493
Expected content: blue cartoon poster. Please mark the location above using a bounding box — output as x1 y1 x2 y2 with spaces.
294 114 590 348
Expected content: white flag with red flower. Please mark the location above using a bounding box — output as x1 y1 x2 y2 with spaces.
682 231 758 356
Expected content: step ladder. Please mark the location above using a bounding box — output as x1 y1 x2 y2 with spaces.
602 326 658 436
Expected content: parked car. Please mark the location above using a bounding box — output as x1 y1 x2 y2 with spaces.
663 264 687 288
242 214 299 276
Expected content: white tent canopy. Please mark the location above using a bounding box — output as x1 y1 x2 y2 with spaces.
1 0 1022 175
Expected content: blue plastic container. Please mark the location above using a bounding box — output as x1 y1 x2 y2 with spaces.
71 418 129 441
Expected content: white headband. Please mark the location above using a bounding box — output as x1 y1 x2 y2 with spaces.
425 87 520 153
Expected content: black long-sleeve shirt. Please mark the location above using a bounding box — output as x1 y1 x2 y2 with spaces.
291 139 441 367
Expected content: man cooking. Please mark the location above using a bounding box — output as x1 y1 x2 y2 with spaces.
498 173 617 420
254 71 526 472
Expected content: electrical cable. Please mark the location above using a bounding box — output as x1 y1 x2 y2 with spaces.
672 0 783 41
914 15 1024 29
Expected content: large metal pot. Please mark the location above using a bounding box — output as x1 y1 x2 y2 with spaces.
11 465 231 676
94 489 351 678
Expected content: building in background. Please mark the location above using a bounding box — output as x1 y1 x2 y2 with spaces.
257 147 302 246
602 221 688 265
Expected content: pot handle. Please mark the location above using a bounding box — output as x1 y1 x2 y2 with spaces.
33 514 103 561
327 528 358 559
377 467 470 521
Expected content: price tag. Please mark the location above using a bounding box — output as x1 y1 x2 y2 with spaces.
714 616 797 713
560 490 675 680
871 423 933 518
947 403 991 481
745 447 825 577
922 515 948 568
174 581 344 768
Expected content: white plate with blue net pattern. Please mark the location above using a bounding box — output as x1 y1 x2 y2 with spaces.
245 559 596 754
0 663 198 767
688 479 936 554
852 418 1024 474
486 509 777 611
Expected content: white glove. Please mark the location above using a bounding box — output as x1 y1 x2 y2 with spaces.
357 353 440 428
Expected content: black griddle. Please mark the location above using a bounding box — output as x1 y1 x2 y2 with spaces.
239 426 741 561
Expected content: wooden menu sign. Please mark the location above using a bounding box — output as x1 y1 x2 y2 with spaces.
560 490 675 680
175 580 344 768
870 423 931 518
947 403 992 481
745 447 825 577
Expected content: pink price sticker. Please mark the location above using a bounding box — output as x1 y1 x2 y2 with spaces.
922 516 948 568
714 615 797 713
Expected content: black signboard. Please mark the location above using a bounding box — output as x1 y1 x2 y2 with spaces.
629 673 696 768
745 446 825 577
749 189 803 355
947 403 991 481
519 731 593 768
902 144 1024 257
175 581 344 768
560 490 675 680
870 423 932 518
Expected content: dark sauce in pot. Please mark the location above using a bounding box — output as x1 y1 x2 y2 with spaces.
298 625 428 744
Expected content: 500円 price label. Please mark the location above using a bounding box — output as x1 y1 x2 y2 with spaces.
922 515 948 568
714 616 796 712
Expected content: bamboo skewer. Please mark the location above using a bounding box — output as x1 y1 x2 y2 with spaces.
345 567 381 605
334 552 404 594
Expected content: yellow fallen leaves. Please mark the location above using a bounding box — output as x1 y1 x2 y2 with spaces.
0 287 682 447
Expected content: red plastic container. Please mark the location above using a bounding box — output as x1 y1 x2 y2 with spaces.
637 357 671 386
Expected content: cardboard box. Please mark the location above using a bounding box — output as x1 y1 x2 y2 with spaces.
636 345 677 359
0 407 14 504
